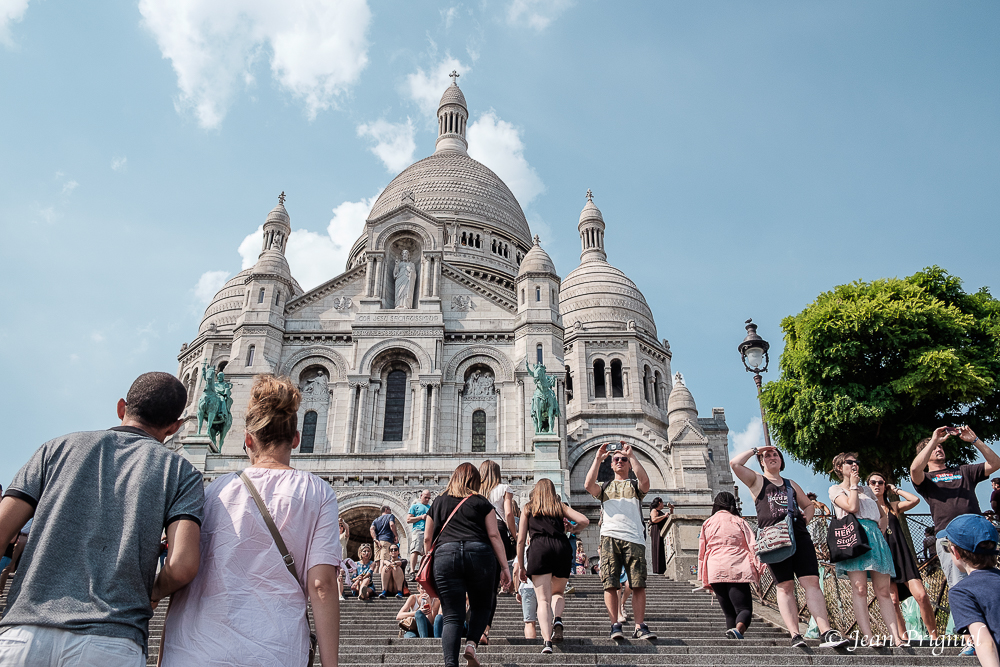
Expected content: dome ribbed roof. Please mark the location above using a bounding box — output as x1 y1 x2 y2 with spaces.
667 373 697 416
517 237 556 277
579 199 604 225
559 260 657 337
367 152 532 246
439 83 467 109
266 203 290 226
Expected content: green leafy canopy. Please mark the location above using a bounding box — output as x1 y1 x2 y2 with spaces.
760 266 1000 482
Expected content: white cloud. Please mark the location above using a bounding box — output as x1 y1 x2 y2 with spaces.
467 110 544 205
138 0 372 129
357 118 416 172
237 194 379 291
0 0 29 48
193 269 231 306
406 56 470 117
730 416 765 452
507 0 572 30
441 6 458 28
111 156 127 172
61 180 79 195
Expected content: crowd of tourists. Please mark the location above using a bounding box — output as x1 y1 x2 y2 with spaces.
0 370 998 667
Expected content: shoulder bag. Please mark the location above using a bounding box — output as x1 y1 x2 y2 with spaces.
755 479 798 564
826 493 872 563
494 508 517 560
416 496 472 599
240 471 318 667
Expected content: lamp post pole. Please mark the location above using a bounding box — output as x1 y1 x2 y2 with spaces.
738 319 773 449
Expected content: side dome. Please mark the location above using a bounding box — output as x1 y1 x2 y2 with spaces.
366 151 532 247
517 236 556 276
198 269 253 335
667 372 697 416
439 83 467 109
560 261 656 336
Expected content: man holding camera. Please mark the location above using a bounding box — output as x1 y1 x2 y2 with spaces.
584 442 656 641
910 425 1000 588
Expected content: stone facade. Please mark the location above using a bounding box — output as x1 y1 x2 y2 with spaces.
170 81 734 558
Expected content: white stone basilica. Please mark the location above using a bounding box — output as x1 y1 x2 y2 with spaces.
171 79 734 561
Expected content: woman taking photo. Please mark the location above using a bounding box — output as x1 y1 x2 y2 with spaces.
424 462 512 667
867 472 939 640
731 446 849 648
828 452 904 647
161 375 342 666
516 478 590 654
697 491 765 639
396 582 441 638
648 497 670 575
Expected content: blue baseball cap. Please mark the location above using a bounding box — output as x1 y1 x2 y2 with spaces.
937 514 999 554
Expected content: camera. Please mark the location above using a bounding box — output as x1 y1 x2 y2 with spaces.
607 442 623 453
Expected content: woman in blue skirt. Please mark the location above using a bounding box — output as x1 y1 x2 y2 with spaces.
828 452 905 647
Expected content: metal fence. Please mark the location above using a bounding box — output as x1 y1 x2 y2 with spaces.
743 513 954 637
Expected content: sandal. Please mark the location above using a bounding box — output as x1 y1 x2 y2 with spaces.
463 642 480 667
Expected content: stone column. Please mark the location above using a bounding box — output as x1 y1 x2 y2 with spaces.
416 384 429 453
495 386 502 452
344 384 359 453
605 367 613 399
352 382 369 453
622 370 630 397
456 389 464 452
517 380 526 451
428 384 440 452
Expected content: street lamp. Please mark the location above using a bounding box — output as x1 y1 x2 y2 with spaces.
738 319 773 449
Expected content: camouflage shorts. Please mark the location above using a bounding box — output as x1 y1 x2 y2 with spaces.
599 535 647 590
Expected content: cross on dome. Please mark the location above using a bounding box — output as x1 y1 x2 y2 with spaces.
586 189 594 202
278 191 286 205
533 234 541 245
449 70 460 85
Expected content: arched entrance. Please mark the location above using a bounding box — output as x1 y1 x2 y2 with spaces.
340 505 383 562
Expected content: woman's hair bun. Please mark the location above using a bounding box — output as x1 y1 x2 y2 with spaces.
245 375 301 448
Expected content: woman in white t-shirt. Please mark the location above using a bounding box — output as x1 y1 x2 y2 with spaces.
478 460 516 645
161 375 342 667
828 451 903 647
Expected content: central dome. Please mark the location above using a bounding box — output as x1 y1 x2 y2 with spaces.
367 151 532 247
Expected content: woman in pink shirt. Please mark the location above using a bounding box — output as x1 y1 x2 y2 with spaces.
161 375 342 666
698 492 766 639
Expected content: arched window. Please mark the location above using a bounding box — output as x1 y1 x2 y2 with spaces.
246 345 255 367
382 370 407 441
520 289 525 305
610 359 624 398
535 286 541 302
536 344 543 364
594 359 606 398
273 290 280 306
653 371 662 408
217 361 227 372
565 366 573 402
642 365 651 402
471 410 486 452
300 411 317 453
258 288 265 304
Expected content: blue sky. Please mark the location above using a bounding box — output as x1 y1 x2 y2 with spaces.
1 1 997 509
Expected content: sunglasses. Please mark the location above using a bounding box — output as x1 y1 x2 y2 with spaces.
869 480 885 485
612 457 628 463
844 459 859 466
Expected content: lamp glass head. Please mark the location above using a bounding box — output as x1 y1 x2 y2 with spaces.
745 346 765 370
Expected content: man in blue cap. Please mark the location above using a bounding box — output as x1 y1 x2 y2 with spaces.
939 514 1000 666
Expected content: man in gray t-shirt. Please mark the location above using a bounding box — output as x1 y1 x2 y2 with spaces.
0 372 205 665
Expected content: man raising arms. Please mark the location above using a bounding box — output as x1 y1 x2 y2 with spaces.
0 372 204 666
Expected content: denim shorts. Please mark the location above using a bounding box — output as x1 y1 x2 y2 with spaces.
520 586 538 622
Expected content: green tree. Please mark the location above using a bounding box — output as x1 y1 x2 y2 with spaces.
761 266 1000 482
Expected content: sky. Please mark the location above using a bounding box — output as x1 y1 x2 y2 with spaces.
1 1 997 509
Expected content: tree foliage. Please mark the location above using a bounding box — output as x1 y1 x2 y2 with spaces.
761 267 1000 482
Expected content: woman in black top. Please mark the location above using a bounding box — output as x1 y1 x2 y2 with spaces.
730 446 849 649
423 463 512 667
868 472 939 640
648 498 671 575
515 478 590 654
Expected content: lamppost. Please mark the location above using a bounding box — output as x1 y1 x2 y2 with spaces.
738 319 773 449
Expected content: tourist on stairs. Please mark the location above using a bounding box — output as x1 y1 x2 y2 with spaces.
584 442 657 641
516 478 591 654
867 471 939 640
378 544 406 598
424 463 512 667
731 445 850 648
478 460 517 645
352 545 376 600
697 491 766 640
161 375 342 667
397 582 441 638
648 497 670 575
828 452 905 647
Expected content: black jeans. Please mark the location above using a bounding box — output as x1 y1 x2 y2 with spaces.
433 541 498 667
712 581 753 631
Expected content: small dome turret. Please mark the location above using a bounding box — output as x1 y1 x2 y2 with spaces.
435 71 469 155
578 189 607 263
667 372 697 417
517 235 557 277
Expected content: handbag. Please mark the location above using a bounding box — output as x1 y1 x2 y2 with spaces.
416 496 472 600
827 511 872 563
755 479 798 564
494 508 517 560
240 471 318 667
398 616 417 634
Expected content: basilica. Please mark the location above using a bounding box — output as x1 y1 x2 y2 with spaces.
170 79 734 562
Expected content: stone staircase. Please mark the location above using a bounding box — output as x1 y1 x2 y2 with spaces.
1 574 977 665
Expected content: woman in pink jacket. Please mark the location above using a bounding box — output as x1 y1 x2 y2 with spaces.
698 492 766 639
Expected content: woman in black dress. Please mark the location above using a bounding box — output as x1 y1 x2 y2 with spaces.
515 478 590 655
867 472 939 640
648 497 671 575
